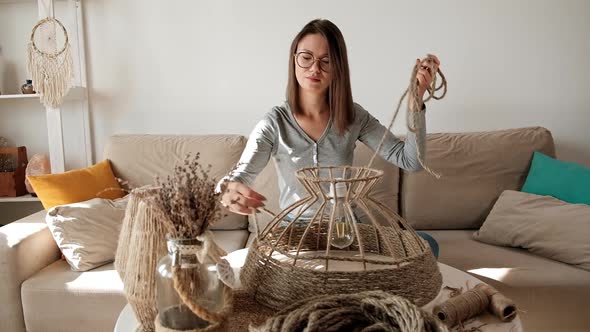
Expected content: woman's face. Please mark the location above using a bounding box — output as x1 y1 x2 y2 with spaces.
294 33 332 96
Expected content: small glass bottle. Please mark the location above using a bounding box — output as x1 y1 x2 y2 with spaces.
329 181 356 249
21 80 35 94
156 236 225 330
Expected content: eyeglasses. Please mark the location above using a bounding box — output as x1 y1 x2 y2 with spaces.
294 51 330 72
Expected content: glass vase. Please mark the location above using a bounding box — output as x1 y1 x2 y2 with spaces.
155 236 225 330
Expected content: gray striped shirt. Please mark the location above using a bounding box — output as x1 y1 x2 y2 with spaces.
224 101 426 218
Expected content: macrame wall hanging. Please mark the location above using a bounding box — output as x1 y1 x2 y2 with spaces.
27 16 73 108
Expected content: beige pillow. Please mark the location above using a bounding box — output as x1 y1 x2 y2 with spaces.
46 195 130 271
401 126 555 229
103 134 249 231
474 190 590 271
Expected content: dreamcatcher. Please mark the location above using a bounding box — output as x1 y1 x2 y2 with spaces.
27 16 73 108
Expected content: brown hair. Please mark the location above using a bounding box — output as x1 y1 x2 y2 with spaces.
286 19 354 135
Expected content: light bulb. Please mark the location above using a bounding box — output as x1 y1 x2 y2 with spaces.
329 182 356 249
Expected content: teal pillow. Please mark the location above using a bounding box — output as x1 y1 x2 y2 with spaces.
521 151 590 205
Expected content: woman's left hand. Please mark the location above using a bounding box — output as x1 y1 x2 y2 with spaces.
416 55 441 99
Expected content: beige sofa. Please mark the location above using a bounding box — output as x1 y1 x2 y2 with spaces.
1 127 589 332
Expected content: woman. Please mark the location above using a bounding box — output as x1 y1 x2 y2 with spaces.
219 19 440 257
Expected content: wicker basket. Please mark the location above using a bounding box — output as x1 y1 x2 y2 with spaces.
240 166 442 309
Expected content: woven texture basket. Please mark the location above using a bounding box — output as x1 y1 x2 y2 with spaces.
241 166 442 309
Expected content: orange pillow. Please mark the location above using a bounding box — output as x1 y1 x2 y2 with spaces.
27 159 125 209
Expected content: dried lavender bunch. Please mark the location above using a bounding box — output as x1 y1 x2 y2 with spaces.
155 153 222 238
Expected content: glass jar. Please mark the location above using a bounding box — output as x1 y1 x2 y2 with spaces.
156 236 225 330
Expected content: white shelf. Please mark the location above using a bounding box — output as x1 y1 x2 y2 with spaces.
0 0 35 4
0 86 86 102
0 0 70 4
0 93 39 100
0 194 40 202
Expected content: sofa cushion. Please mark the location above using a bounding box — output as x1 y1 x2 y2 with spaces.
21 260 127 332
27 159 124 210
401 127 555 229
352 142 400 215
103 134 249 231
211 230 250 254
247 142 400 235
0 209 60 332
46 196 129 271
522 151 590 205
425 230 590 332
474 190 590 271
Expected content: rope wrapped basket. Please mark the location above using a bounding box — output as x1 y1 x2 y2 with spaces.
241 166 443 309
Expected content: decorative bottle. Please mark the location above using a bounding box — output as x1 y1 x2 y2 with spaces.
155 236 225 330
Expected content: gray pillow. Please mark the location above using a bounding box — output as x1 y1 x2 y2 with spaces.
474 190 590 271
46 195 129 271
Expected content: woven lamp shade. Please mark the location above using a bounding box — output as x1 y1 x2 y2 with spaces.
241 166 442 309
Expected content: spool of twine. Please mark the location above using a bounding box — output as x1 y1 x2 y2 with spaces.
476 283 517 322
433 283 517 328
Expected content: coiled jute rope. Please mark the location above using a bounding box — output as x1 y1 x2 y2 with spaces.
250 290 449 332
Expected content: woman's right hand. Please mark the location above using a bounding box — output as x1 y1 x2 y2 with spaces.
220 181 266 215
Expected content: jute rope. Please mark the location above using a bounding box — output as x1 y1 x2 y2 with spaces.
367 54 447 178
433 283 517 328
250 290 449 332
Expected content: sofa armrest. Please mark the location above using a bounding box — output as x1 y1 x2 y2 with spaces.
0 210 60 332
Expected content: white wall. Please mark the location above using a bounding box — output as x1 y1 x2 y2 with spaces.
84 0 590 166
